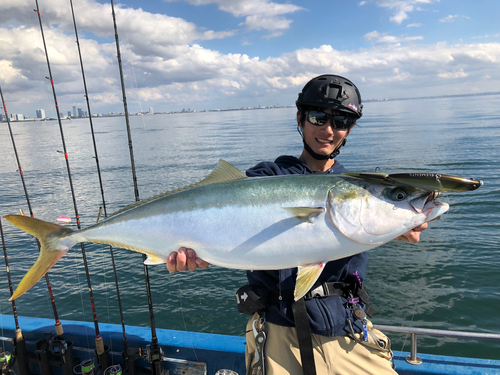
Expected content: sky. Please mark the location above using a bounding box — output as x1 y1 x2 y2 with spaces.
0 0 499 117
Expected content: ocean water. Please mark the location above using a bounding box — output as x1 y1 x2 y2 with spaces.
1 95 499 360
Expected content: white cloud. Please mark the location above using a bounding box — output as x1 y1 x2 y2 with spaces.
364 31 424 44
363 0 435 24
166 0 304 37
407 23 422 27
364 31 381 41
438 69 468 79
1 0 499 115
439 15 458 23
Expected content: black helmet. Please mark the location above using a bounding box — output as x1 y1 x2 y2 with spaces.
296 74 363 119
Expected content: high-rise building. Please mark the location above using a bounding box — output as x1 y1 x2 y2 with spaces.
0 113 4 122
73 106 77 117
149 107 154 114
77 108 84 118
36 109 46 119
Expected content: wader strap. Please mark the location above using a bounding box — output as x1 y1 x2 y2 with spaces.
292 298 317 375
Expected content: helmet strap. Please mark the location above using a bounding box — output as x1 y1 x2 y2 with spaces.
297 125 346 160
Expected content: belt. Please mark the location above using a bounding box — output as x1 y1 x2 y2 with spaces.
305 281 348 299
266 281 373 318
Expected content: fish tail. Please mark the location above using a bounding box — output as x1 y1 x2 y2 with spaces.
3 215 75 301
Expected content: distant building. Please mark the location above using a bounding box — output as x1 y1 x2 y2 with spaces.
67 111 72 117
36 109 46 119
17 114 24 120
0 113 4 122
149 107 154 114
73 106 77 117
77 108 84 118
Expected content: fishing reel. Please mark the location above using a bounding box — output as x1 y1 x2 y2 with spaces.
104 364 123 375
144 344 164 364
48 334 68 356
144 345 167 375
74 358 97 375
0 352 15 374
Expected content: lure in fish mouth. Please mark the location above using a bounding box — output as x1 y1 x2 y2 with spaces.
2 160 483 301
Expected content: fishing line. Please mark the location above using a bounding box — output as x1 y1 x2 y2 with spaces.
116 0 146 128
110 3 164 372
33 0 107 363
1 85 63 335
110 0 139 201
395 191 452 361
176 279 200 363
68 0 128 359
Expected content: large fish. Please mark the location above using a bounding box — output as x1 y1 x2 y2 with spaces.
3 160 482 301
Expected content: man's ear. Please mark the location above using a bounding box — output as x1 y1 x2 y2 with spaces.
297 110 303 127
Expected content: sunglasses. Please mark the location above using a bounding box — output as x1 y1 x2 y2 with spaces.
306 110 355 130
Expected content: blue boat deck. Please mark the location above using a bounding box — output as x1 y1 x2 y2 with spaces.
1 315 499 375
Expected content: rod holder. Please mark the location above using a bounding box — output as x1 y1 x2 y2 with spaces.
123 346 141 375
35 338 52 375
14 329 31 375
96 344 110 373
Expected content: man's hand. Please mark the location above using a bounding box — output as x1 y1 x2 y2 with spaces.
395 222 428 243
166 247 210 273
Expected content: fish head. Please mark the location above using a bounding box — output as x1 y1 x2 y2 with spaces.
327 178 449 245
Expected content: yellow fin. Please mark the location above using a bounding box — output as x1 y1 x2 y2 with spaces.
143 253 167 265
294 262 327 301
282 207 325 223
3 215 75 300
111 160 246 217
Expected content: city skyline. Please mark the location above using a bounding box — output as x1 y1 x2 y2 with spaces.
3 90 499 123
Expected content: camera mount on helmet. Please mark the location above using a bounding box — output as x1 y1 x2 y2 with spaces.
296 74 363 120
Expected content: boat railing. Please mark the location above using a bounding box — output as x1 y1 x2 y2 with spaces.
374 324 500 365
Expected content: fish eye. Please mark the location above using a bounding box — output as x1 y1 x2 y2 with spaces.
388 187 408 201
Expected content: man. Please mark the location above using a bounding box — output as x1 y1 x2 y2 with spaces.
167 75 427 374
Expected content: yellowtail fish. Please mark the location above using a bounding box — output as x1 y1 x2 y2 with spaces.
3 160 482 301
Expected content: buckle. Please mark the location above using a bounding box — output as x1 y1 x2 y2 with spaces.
304 282 347 300
305 284 326 299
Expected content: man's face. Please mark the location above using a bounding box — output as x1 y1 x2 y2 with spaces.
297 108 350 157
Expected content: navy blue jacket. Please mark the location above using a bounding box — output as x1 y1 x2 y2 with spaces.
246 155 367 337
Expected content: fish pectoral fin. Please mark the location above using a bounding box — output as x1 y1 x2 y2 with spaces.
282 207 325 223
294 262 327 301
143 253 168 265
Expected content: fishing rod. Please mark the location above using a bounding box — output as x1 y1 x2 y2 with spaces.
68 0 130 369
33 1 109 371
109 1 165 374
1 85 62 334
0 220 30 375
2 85 77 375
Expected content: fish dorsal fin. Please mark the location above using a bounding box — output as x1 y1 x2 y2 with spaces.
110 160 246 217
282 207 325 223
